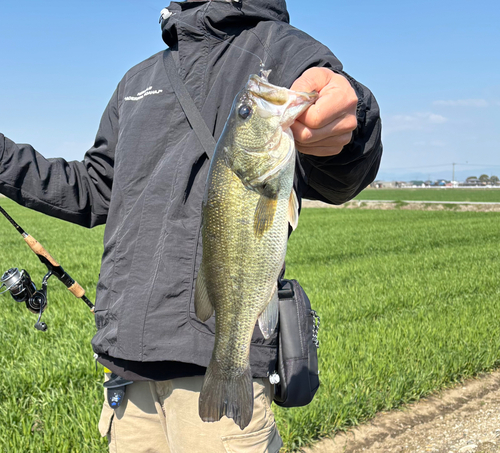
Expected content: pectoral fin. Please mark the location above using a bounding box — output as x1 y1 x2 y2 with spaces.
288 189 299 231
194 265 214 322
254 195 277 238
258 286 279 339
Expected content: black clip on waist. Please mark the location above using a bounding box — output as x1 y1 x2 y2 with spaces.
103 373 134 409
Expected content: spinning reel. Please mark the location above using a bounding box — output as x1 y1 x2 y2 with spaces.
0 205 95 331
1 267 50 331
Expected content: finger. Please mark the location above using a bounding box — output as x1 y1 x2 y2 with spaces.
291 114 357 145
291 69 357 129
290 67 333 93
298 88 357 129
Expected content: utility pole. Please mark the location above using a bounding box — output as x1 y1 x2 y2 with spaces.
452 162 455 183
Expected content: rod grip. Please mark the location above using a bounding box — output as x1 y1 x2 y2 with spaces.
68 281 85 298
23 235 60 267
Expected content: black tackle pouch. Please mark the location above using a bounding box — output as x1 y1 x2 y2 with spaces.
273 279 320 407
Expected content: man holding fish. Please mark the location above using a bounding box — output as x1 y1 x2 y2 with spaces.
0 0 382 451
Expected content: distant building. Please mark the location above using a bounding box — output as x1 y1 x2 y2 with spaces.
462 178 483 186
371 180 397 188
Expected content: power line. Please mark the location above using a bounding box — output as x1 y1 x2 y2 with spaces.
382 163 500 171
456 163 500 167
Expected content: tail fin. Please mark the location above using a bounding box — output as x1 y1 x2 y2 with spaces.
199 360 253 430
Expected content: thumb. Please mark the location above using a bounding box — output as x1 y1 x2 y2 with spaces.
290 67 334 93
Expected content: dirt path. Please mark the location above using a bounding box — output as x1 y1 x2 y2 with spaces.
301 200 500 212
304 371 500 453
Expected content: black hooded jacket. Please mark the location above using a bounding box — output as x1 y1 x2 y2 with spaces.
0 0 382 379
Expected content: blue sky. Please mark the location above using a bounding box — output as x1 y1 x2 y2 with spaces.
1 0 499 182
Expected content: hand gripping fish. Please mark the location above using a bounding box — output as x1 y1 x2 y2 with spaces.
195 71 317 430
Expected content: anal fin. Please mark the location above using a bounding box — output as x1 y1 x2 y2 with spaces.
194 265 214 322
258 286 279 339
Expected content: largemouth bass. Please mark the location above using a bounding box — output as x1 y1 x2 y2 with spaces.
195 71 317 430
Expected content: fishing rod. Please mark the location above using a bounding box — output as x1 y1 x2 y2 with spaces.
0 205 95 331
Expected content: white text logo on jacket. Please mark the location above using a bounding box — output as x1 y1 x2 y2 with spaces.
124 86 163 102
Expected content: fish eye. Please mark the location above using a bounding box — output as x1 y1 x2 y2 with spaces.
238 105 252 120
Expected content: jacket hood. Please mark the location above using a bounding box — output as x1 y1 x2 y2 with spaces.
161 0 290 47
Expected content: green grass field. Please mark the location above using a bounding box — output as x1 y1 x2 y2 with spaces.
355 188 500 202
0 198 499 452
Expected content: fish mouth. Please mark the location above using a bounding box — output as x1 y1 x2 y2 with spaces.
247 74 318 129
280 94 317 129
248 74 290 106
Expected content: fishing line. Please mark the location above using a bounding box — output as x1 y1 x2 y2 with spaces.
122 0 269 73
160 8 267 74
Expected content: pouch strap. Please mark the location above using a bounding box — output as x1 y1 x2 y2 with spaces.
163 50 216 159
278 279 294 299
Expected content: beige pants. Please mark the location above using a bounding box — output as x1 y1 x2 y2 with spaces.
98 375 283 453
